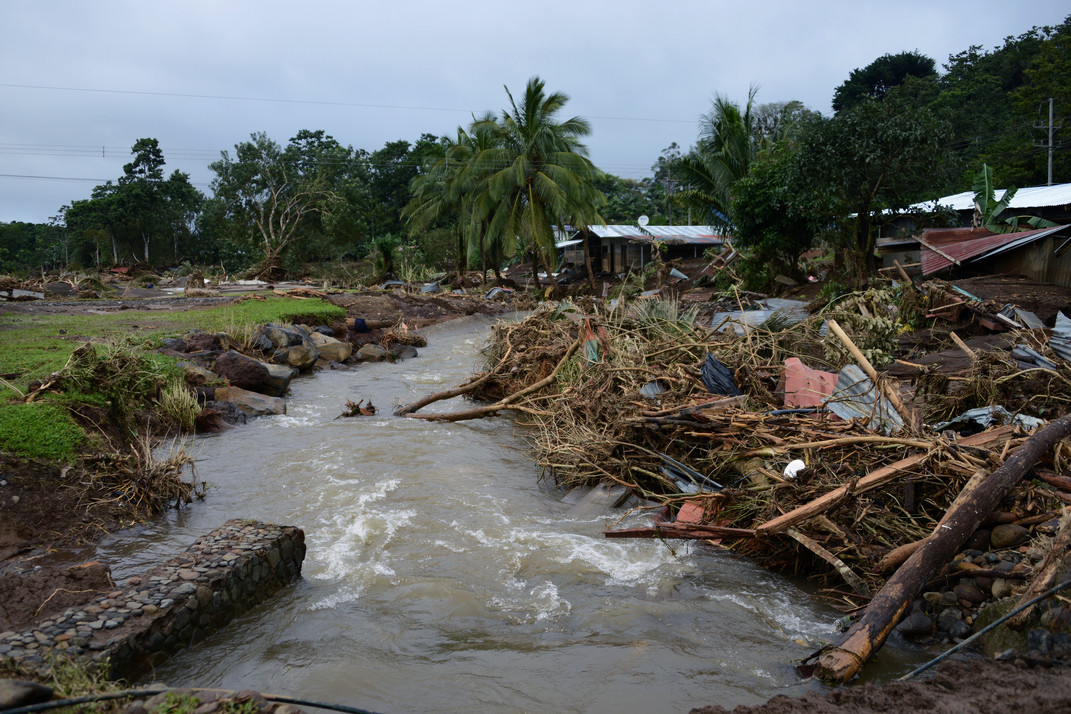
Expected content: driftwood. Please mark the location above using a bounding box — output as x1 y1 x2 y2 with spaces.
401 334 582 422
876 469 989 573
756 428 1014 536
786 527 870 597
604 523 757 540
811 413 1071 683
394 343 514 416
827 319 914 427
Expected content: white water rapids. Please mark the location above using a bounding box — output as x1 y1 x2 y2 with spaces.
95 314 922 713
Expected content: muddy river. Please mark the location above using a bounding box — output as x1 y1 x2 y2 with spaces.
95 314 921 713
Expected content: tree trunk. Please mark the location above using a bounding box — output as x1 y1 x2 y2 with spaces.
530 249 542 291
582 235 596 289
812 415 1071 683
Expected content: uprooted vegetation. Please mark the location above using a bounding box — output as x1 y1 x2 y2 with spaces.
397 289 1071 613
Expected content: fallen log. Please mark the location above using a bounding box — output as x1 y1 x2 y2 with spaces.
757 428 1013 536
876 469 988 573
402 333 582 422
604 523 757 540
394 343 514 416
811 413 1071 683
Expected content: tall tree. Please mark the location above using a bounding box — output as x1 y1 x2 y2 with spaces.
793 93 951 273
832 51 937 113
470 77 605 289
210 132 338 278
676 87 759 229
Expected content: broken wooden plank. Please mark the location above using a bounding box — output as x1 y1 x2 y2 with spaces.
604 523 758 540
756 427 1015 536
812 414 1071 683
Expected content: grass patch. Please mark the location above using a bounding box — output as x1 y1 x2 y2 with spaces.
0 296 344 459
0 402 84 459
0 296 344 396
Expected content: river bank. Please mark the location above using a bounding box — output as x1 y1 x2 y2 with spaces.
2 278 1071 710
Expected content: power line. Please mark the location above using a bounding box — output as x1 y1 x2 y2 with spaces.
0 82 696 125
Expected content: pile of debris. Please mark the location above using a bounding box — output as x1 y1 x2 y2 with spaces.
396 279 1071 683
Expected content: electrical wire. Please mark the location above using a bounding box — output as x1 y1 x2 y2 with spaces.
898 578 1071 681
1 686 383 714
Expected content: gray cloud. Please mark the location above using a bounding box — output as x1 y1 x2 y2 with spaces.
2 0 1067 222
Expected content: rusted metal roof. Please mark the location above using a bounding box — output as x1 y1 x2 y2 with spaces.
919 224 1069 275
586 225 727 245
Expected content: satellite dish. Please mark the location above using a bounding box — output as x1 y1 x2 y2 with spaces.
637 215 649 227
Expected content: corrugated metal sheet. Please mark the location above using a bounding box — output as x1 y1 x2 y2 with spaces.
588 225 726 245
919 224 1069 275
912 182 1071 212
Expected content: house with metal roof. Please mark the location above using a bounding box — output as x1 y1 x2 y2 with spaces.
558 225 727 275
877 182 1071 286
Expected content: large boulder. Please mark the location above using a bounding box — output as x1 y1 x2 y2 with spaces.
310 332 352 362
356 343 389 362
213 351 273 394
286 343 320 369
178 361 220 387
212 386 286 418
260 324 305 348
262 361 298 396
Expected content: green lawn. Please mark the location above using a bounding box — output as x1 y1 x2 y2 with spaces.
0 295 346 458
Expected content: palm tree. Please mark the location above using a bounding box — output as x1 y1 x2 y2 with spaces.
470 77 605 290
676 87 759 230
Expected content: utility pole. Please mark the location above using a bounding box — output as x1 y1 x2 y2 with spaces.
1033 97 1062 186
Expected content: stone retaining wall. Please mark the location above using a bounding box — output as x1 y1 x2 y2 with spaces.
0 520 304 680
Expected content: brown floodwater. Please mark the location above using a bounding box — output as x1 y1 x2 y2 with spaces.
95 314 925 713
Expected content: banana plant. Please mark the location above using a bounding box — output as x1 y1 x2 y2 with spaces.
972 164 1059 233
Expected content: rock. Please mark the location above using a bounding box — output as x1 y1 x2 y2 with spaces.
356 343 388 362
179 361 220 387
312 325 334 336
939 591 959 606
261 362 298 396
201 401 247 425
250 333 274 353
390 344 419 360
947 620 972 639
184 332 226 352
161 337 188 352
897 606 933 638
310 332 352 362
936 607 962 632
991 524 1030 549
992 578 1015 599
965 529 991 551
213 351 274 395
1040 606 1070 629
953 582 987 605
922 591 943 605
286 344 320 370
260 324 304 348
0 679 53 709
212 387 286 418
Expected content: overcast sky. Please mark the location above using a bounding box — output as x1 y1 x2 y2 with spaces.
1 1 1067 224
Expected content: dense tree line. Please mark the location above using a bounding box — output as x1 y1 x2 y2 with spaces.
0 16 1065 282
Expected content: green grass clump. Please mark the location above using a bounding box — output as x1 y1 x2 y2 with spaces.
0 402 84 459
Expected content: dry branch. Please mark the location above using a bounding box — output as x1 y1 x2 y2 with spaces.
756 428 1013 536
811 413 1071 683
